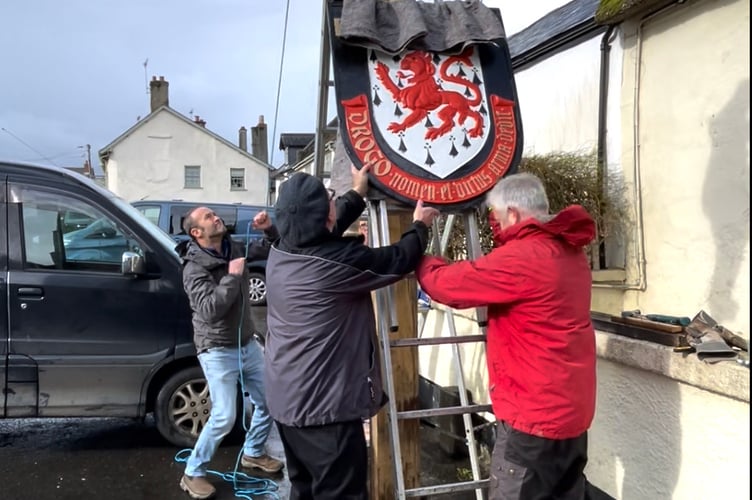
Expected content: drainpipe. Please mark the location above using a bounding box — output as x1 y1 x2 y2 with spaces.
596 25 616 270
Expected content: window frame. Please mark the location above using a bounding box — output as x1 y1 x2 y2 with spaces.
230 168 246 191
15 185 146 273
184 165 202 189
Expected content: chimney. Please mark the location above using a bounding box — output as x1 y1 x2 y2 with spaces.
251 115 269 164
149 76 169 112
193 115 206 128
239 126 248 151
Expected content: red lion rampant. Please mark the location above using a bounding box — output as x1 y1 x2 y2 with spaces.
375 48 484 141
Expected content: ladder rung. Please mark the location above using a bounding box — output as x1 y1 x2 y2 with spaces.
405 479 490 497
397 404 492 420
390 334 486 347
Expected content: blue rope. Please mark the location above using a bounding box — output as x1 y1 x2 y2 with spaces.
175 449 279 500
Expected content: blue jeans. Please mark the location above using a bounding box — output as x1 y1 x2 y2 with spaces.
184 340 272 477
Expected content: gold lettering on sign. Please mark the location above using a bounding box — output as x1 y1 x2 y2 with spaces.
349 111 368 126
354 136 375 152
350 125 370 139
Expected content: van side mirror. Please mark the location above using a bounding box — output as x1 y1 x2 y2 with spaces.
122 251 146 276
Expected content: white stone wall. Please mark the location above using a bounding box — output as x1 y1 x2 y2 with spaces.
106 111 270 205
588 334 750 499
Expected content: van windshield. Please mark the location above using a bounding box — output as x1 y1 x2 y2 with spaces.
110 196 180 261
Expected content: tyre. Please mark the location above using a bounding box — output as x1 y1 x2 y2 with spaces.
154 366 248 448
248 271 267 306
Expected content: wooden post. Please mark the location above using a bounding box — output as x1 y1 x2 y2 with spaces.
370 208 421 500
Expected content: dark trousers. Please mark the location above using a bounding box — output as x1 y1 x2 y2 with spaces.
277 420 368 500
489 421 589 500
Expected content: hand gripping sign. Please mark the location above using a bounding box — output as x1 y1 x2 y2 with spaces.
328 0 523 210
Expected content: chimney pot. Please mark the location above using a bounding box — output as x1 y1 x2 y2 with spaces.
239 126 248 152
149 76 169 112
251 118 269 164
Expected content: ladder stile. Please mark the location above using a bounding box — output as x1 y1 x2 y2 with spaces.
440 214 456 257
378 284 407 499
464 212 489 334
448 212 485 500
377 202 399 332
371 199 407 499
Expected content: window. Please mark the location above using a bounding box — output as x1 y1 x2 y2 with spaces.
237 207 275 239
135 205 161 226
169 206 191 235
169 205 237 236
184 165 201 188
19 188 144 272
230 168 245 190
211 206 238 234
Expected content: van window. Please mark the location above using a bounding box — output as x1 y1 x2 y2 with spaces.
169 205 238 236
237 207 273 238
136 205 161 226
19 187 144 271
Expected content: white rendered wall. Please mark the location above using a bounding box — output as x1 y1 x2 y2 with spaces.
106 111 270 205
619 0 750 335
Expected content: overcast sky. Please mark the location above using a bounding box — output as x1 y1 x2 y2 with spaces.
0 0 563 171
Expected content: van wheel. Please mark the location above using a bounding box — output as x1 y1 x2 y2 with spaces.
154 366 247 448
248 272 267 306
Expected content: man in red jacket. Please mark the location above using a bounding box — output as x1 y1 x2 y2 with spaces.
416 172 597 500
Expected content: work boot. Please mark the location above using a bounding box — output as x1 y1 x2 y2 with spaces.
180 474 216 499
241 453 284 473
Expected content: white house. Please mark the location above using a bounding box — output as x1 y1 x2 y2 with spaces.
418 0 750 498
99 76 273 205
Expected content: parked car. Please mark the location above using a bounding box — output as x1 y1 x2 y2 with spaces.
62 217 129 262
0 161 249 448
131 200 275 306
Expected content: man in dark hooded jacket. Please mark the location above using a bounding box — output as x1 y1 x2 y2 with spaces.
265 164 439 499
416 172 597 500
176 207 283 500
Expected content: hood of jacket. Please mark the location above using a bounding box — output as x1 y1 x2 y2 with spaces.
275 172 331 247
176 236 233 269
496 205 595 247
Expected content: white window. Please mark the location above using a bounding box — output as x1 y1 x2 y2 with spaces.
230 168 245 190
184 165 201 188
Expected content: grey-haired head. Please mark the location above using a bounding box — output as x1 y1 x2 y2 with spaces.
486 172 550 229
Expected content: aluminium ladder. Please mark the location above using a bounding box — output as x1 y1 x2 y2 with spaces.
368 200 492 499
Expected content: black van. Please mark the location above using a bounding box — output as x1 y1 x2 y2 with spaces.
131 200 274 306
0 161 246 447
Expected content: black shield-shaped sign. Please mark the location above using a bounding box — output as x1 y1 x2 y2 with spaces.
328 0 523 210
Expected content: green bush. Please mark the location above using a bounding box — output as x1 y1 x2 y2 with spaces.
434 151 625 267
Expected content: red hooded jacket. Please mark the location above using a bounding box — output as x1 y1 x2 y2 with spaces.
416 205 597 439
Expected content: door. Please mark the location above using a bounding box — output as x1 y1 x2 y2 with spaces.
0 176 7 417
5 181 180 417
